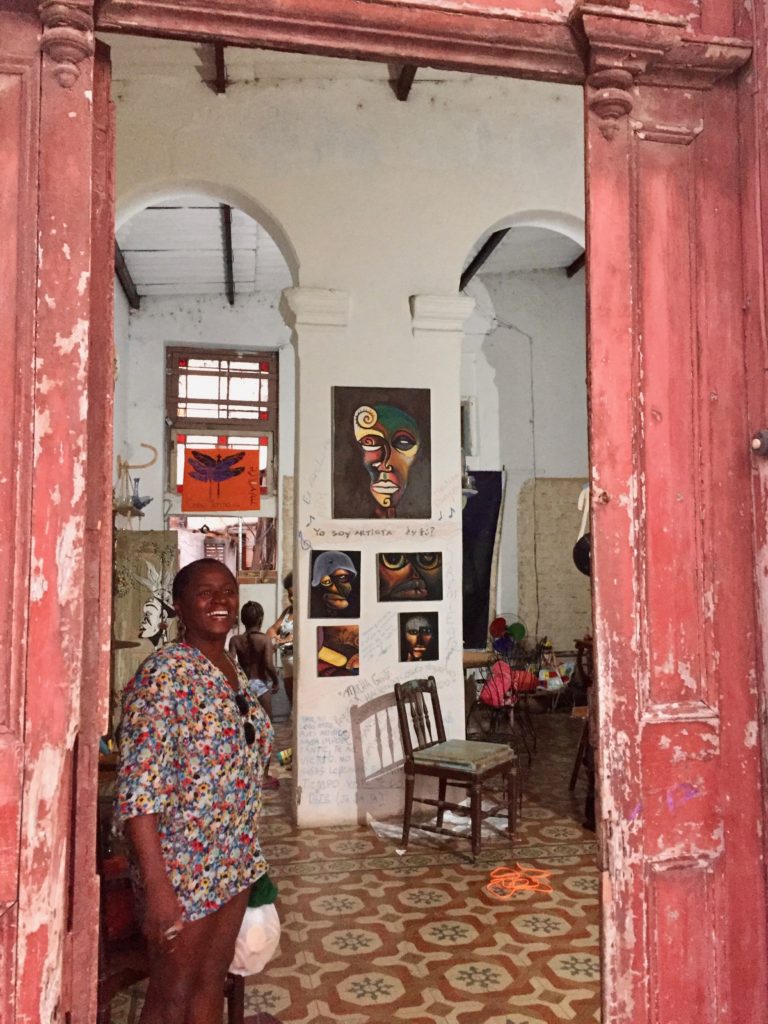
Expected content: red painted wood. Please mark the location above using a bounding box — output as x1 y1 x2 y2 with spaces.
586 77 768 1022
739 0 768 904
13 7 100 1022
96 0 584 82
67 41 115 1024
0 8 39 1021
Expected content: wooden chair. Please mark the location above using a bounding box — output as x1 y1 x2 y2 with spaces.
465 635 546 765
394 676 519 861
568 637 594 792
96 797 245 1024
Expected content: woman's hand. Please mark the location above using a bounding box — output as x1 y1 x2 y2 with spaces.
125 813 185 951
142 879 185 951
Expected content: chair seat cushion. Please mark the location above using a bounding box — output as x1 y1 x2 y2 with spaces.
413 739 514 772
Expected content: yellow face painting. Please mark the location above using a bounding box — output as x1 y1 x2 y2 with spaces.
353 403 420 514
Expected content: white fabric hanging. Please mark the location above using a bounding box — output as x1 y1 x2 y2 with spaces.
577 483 590 541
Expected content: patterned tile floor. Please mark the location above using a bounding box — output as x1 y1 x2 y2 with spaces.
110 712 599 1024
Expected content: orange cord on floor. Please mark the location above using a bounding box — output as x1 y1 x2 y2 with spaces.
483 863 554 901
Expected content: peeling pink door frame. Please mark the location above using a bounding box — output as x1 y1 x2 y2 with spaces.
1 5 114 1023
586 48 768 1021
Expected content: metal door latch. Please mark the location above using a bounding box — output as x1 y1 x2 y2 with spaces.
751 431 768 456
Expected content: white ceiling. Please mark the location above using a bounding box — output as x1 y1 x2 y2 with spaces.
105 33 469 85
470 226 584 275
116 197 293 298
116 202 582 302
110 38 583 302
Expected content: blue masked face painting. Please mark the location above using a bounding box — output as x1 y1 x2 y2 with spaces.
309 550 361 618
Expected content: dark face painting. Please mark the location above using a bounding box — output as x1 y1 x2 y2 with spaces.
309 550 361 618
399 612 439 662
333 387 431 519
378 552 443 602
317 625 360 676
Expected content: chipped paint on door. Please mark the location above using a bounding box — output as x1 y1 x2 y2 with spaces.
0 4 113 1022
584 22 768 1022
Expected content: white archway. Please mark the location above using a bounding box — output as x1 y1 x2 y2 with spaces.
116 178 300 286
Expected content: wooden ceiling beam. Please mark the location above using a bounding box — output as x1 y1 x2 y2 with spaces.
214 42 227 94
388 62 418 101
114 241 140 310
459 228 510 291
566 251 586 277
220 203 236 306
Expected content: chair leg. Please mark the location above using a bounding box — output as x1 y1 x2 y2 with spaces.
506 763 518 837
436 778 447 829
225 972 245 1024
470 779 483 861
569 719 589 791
402 770 415 848
511 704 533 767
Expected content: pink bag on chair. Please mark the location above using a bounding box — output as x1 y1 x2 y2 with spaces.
479 662 537 707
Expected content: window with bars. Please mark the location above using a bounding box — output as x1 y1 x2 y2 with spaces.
166 348 278 500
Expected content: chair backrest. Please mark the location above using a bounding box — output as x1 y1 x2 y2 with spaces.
350 692 404 825
394 677 446 757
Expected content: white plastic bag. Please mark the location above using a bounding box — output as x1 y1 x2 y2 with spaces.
229 902 281 976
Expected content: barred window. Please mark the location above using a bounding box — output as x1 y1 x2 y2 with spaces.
166 348 277 430
166 347 278 499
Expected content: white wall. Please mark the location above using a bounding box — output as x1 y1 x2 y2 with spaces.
111 45 584 826
113 277 130 460
114 290 293 533
474 268 588 621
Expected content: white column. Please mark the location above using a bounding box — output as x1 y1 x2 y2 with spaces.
410 294 476 742
282 286 475 827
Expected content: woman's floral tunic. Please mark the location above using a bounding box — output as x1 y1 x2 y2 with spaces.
116 642 273 922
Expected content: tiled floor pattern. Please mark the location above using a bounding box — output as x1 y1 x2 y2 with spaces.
110 713 599 1024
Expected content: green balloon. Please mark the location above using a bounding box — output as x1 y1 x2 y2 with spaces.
507 621 526 641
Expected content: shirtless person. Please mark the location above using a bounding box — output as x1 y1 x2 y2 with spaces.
229 601 280 789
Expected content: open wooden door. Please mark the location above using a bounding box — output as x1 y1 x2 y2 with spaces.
583 11 768 1022
0 8 39 1020
0 4 114 1021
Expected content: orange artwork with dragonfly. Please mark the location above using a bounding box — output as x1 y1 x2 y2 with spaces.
181 447 262 512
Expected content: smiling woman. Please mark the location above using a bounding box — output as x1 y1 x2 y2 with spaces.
115 558 274 1024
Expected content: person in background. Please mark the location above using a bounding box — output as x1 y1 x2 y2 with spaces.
267 572 294 708
229 600 280 790
116 558 273 1024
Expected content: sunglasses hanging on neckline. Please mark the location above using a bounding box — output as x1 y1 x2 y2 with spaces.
234 691 256 746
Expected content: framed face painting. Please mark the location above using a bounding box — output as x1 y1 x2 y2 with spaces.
317 625 360 676
309 550 361 618
399 612 439 663
332 387 431 519
377 552 443 601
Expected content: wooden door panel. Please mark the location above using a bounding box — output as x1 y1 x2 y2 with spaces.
588 74 768 1024
0 16 39 1020
7 6 111 1023
634 117 705 709
647 861 717 1021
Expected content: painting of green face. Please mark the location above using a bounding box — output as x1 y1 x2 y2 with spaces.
333 387 431 519
353 404 420 513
